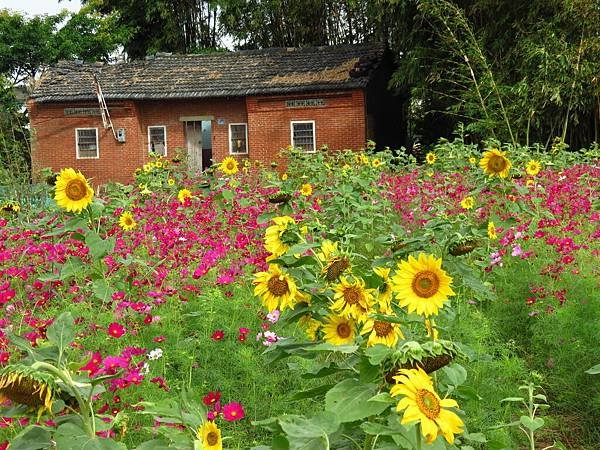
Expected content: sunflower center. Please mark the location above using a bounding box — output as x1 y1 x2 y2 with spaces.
267 277 289 297
65 179 87 201
206 431 219 446
373 321 393 337
124 218 133 226
416 389 440 420
343 287 363 305
412 271 440 298
488 155 507 173
336 323 351 338
226 162 235 171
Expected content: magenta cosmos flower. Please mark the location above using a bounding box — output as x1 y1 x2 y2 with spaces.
222 402 245 421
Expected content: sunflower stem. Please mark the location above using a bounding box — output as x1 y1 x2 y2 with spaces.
416 425 422 450
32 361 96 437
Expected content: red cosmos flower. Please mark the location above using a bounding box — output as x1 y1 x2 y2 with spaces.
0 352 9 365
202 391 221 406
222 402 245 421
211 330 224 341
143 314 153 324
153 335 166 343
107 322 126 338
238 334 247 342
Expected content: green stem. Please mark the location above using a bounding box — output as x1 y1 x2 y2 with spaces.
416 425 422 450
32 362 96 437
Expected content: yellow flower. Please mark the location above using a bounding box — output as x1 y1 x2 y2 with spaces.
425 152 436 165
1 201 20 214
526 179 535 186
479 149 511 178
281 173 288 181
300 183 313 197
253 264 299 312
373 266 393 307
487 221 497 240
0 365 57 419
360 153 370 165
361 301 403 348
197 421 222 450
322 314 356 346
138 183 146 189
54 168 94 213
525 160 541 176
391 253 455 317
299 315 322 341
167 178 175 186
391 368 464 444
468 157 477 165
155 161 163 168
177 189 192 203
460 196 474 210
372 158 383 168
118 211 137 231
331 276 375 322
140 186 152 196
219 157 239 175
264 216 298 258
426 171 434 177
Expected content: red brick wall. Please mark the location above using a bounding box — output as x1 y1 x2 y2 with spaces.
29 100 143 187
246 89 366 164
28 89 366 186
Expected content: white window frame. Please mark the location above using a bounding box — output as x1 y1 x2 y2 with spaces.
75 128 99 159
228 123 249 155
290 120 316 153
148 125 167 156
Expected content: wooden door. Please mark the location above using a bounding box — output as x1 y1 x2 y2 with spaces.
185 121 202 172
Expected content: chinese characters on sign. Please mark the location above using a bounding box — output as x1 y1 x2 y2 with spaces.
285 99 326 108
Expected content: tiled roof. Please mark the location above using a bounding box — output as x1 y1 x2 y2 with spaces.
31 43 385 102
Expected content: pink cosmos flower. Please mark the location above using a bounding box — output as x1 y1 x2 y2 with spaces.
211 330 224 341
222 402 245 421
107 322 125 338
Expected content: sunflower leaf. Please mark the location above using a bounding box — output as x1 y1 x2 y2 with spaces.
325 379 389 422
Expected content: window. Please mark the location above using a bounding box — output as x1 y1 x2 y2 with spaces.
148 126 167 156
229 123 248 154
291 121 316 152
76 128 99 159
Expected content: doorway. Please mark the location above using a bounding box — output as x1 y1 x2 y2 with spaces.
185 120 212 172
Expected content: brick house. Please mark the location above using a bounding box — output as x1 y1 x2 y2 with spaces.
28 43 403 185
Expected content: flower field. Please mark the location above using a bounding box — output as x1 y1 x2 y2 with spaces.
0 140 598 449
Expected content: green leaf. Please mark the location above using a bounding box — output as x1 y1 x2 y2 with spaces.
325 379 389 423
92 279 114 302
290 383 335 401
221 189 234 201
9 426 52 450
85 232 115 261
585 364 600 375
519 416 544 432
59 256 85 280
55 423 127 450
279 412 340 450
257 211 277 224
46 311 75 355
500 397 525 403
442 363 467 387
365 344 394 365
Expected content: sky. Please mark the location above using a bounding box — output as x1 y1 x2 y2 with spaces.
0 0 81 16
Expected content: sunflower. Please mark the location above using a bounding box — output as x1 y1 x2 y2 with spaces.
372 158 383 168
264 216 298 258
479 149 512 178
119 211 137 231
299 315 322 341
373 266 393 307
281 173 288 181
390 368 464 444
0 364 58 419
167 178 175 186
487 221 497 240
425 152 436 165
197 421 222 450
300 183 313 197
54 168 94 213
468 157 477 165
1 201 20 215
361 301 403 348
318 240 351 282
322 314 355 345
525 160 541 176
391 253 455 317
460 196 474 210
253 264 299 311
219 157 239 175
177 188 192 203
331 276 375 322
